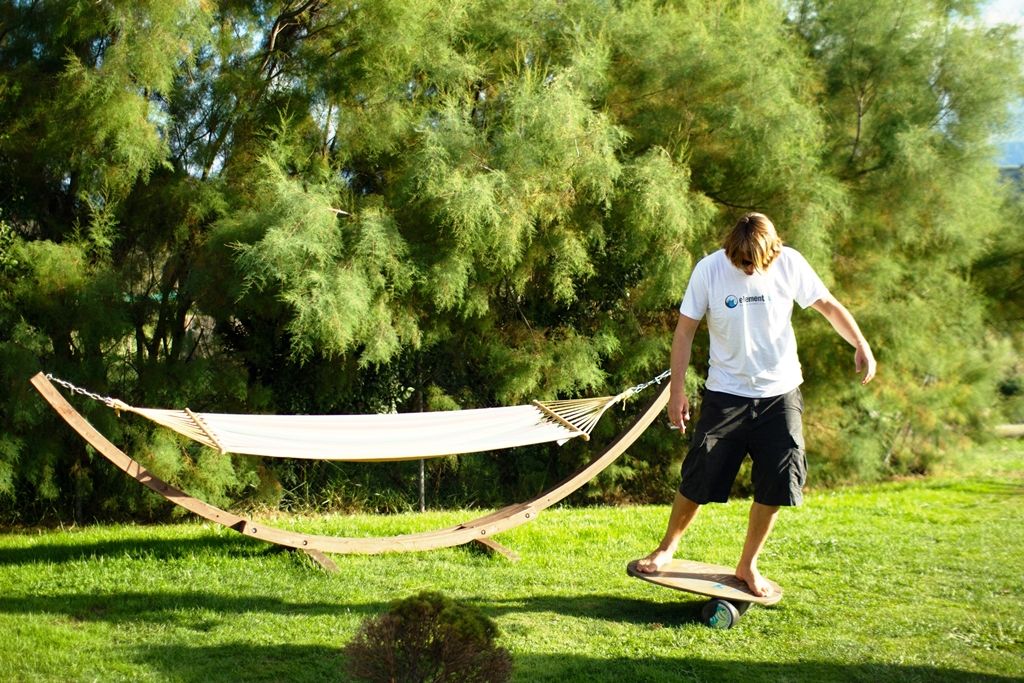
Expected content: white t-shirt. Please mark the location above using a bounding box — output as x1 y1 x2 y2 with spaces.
679 247 829 398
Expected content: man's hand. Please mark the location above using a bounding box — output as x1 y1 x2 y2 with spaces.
668 314 700 433
810 296 877 387
856 344 877 385
668 392 691 433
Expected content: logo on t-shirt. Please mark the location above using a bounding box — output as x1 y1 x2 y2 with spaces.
725 294 770 309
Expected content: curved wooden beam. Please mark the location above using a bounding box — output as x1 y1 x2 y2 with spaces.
30 372 669 555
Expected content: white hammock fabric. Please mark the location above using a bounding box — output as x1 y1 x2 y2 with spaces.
48 372 670 462
128 402 593 461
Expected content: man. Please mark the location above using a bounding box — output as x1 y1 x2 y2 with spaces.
636 213 876 597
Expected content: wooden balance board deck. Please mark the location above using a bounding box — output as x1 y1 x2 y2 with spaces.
626 558 782 606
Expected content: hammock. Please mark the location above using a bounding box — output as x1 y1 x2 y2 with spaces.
45 372 670 462
31 371 672 560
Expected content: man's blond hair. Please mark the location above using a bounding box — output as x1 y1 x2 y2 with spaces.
723 212 783 271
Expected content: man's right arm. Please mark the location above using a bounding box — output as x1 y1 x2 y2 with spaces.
669 314 701 432
810 295 877 385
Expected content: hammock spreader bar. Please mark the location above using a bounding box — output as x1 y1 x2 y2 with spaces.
44 371 671 463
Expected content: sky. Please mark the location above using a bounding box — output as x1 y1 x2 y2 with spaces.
982 0 1024 31
982 0 1024 149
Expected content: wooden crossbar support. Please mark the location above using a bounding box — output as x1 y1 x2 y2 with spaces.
30 372 669 560
472 537 520 562
302 548 339 573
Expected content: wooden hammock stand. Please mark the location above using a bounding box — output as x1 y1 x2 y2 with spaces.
31 372 669 569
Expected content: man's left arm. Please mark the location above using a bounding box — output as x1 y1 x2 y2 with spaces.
810 295 877 385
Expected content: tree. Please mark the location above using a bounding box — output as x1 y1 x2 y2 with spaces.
0 0 1021 521
790 0 1024 477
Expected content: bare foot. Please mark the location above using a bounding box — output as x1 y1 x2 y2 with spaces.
635 548 674 574
735 565 773 597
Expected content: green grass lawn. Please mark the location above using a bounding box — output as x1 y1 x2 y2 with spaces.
1 440 1022 682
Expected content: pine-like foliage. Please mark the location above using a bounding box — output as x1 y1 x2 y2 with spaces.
790 0 1024 477
0 0 1021 520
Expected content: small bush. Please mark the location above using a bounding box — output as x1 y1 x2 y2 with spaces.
343 591 513 683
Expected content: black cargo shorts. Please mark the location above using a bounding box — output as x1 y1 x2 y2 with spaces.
678 387 807 506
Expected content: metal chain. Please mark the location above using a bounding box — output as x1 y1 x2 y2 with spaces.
46 369 672 411
617 369 672 401
45 373 128 410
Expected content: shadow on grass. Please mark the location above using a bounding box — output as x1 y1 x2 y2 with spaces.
128 644 1021 683
5 590 1019 682
0 530 492 567
0 534 280 566
475 593 708 627
0 590 387 626
0 589 720 630
510 653 1023 683
134 643 348 683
